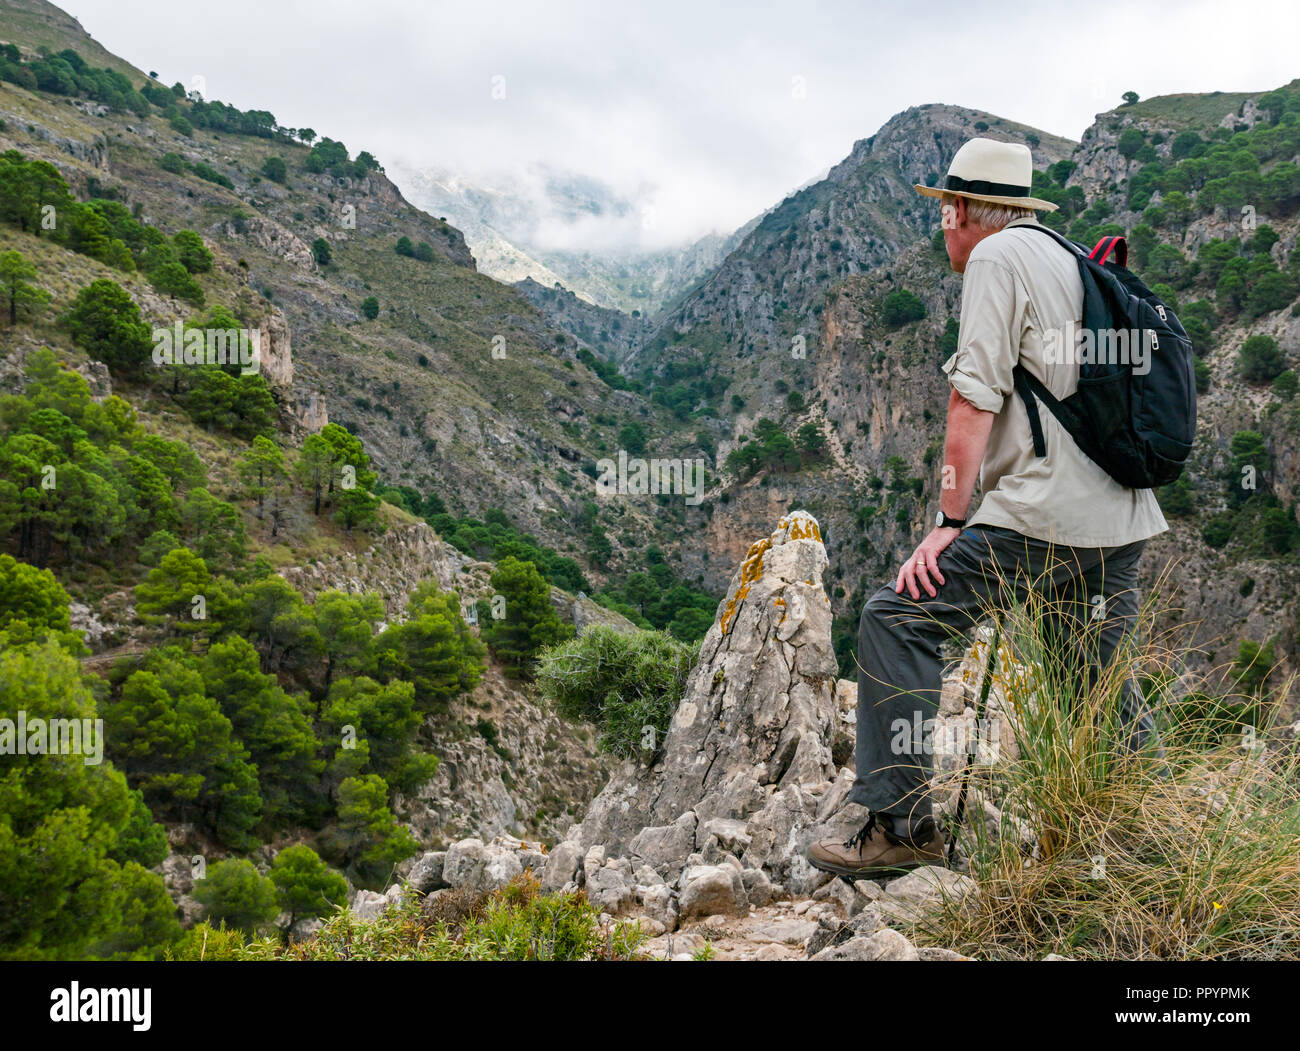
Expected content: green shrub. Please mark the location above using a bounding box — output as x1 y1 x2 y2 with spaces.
193 858 278 937
260 156 287 183
1201 513 1234 548
1234 638 1277 696
1157 475 1195 517
537 625 699 758
1193 358 1211 394
166 921 249 961
269 845 348 928
881 289 927 328
228 874 647 961
190 161 233 189
1239 333 1286 382
1272 370 1298 400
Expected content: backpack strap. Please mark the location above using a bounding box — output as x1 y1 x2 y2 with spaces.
1010 221 1086 256
1089 235 1128 268
1013 365 1049 457
1000 226 1098 460
1014 364 1100 463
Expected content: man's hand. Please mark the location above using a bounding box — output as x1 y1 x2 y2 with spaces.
895 526 962 600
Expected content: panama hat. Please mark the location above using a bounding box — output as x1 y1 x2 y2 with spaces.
914 137 1058 212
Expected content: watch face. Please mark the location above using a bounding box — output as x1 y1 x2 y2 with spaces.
936 510 943 526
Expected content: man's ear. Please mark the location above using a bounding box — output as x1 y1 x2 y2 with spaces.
953 195 969 228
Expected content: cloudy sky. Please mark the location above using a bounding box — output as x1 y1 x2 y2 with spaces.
62 0 1300 250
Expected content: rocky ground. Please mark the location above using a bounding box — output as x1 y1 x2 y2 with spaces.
392 831 986 961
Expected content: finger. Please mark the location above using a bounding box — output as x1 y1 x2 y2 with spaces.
895 557 911 593
902 561 920 600
915 553 937 598
929 552 946 588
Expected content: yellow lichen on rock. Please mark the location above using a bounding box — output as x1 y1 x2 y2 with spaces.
720 537 771 635
786 515 822 542
720 583 749 635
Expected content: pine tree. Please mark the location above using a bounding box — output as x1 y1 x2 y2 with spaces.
238 435 287 519
482 556 571 676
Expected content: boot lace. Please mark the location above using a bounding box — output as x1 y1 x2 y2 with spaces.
843 813 880 855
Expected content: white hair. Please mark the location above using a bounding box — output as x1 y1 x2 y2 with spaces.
942 192 1037 231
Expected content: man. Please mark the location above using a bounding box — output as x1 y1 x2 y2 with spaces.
807 138 1167 878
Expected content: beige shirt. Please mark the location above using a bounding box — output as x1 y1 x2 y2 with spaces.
941 217 1168 548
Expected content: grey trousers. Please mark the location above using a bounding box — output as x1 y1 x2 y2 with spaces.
850 525 1158 837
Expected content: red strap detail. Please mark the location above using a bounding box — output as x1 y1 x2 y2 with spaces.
1090 235 1128 268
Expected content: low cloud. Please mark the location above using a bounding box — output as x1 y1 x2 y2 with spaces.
66 0 1300 251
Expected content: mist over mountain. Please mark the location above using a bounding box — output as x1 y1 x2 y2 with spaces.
392 161 762 315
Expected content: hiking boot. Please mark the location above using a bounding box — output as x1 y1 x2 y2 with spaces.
807 813 945 878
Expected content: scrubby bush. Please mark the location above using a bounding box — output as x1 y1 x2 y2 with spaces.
193 859 278 937
1238 334 1286 382
216 874 646 961
881 289 927 328
269 845 348 929
1117 127 1145 159
537 625 700 758
1193 358 1211 394
261 156 287 183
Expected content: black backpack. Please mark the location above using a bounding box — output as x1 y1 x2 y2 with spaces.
1011 225 1197 489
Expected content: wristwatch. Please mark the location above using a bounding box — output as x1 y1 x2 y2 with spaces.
935 510 966 529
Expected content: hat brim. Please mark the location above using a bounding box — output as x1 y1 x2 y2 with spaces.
914 183 1059 212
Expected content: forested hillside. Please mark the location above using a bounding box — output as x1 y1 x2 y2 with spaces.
0 0 706 959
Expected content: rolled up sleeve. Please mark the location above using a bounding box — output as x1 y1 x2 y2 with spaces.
941 258 1025 414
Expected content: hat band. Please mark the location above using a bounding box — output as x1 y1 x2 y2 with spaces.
943 174 1030 198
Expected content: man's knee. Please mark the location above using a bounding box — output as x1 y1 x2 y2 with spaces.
859 585 912 646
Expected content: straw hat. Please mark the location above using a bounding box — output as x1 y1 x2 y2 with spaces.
914 137 1058 212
